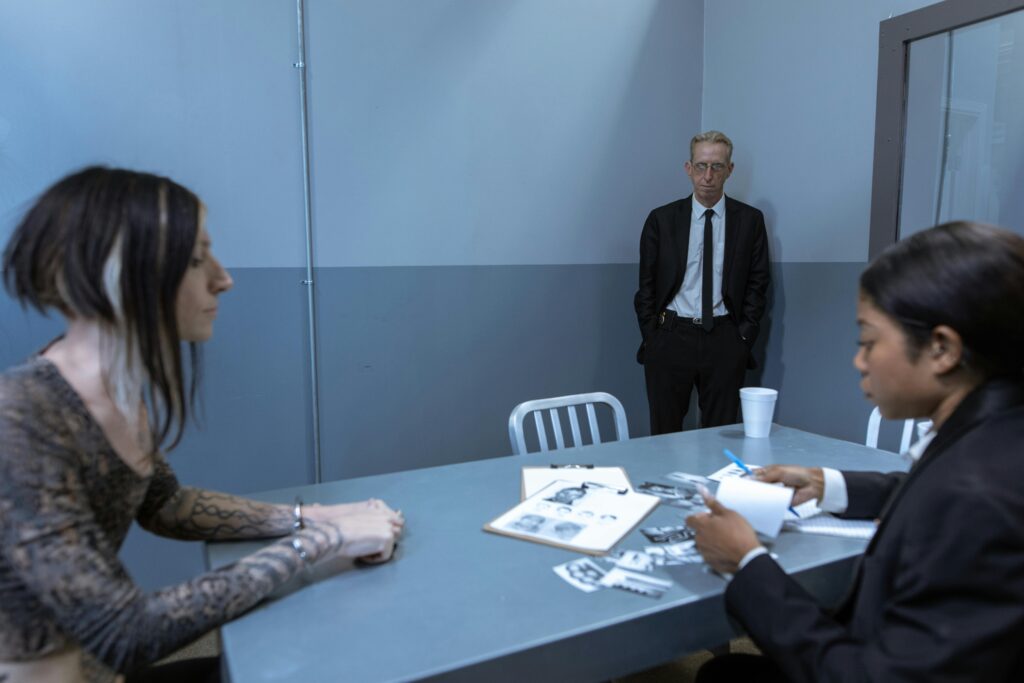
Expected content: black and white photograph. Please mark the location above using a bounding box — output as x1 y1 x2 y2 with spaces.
644 546 686 567
599 567 673 599
637 481 679 498
551 521 584 541
637 481 706 513
508 514 586 542
640 524 695 544
509 514 547 534
544 485 589 506
665 471 712 488
608 549 654 572
662 473 711 511
553 558 608 593
662 539 704 565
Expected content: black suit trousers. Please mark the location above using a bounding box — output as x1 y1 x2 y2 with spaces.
643 315 747 433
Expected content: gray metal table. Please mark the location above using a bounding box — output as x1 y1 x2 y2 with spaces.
207 425 904 682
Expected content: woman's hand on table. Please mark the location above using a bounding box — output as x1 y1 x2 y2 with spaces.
306 499 404 563
686 492 760 575
755 465 825 505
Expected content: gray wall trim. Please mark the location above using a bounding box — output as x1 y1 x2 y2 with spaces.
869 0 1024 259
293 0 324 483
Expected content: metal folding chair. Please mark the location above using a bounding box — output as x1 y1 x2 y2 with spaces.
508 392 629 455
865 406 932 454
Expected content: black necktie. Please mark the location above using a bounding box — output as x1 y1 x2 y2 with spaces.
702 208 714 331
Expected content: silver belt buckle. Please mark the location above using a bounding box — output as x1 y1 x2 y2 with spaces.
691 317 702 326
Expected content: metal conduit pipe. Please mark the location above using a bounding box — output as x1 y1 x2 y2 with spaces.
294 0 322 483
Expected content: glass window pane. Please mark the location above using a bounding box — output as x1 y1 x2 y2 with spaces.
899 8 1024 238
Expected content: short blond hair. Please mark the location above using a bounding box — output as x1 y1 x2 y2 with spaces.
690 130 733 162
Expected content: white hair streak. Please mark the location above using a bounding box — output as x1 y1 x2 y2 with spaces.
99 237 146 433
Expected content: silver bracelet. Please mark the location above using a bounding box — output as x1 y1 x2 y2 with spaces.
292 496 305 531
291 536 311 567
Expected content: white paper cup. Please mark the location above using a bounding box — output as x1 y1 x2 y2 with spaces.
740 387 778 438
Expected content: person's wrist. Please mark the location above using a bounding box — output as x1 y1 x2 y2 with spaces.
737 545 768 571
289 533 318 580
810 468 826 500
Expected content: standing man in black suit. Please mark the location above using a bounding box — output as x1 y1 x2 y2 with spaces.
635 131 770 434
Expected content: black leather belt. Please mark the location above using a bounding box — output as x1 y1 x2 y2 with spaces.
658 310 731 329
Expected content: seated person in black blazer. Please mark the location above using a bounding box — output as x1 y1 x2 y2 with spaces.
686 221 1024 682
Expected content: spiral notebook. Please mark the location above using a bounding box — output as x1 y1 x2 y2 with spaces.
784 513 876 540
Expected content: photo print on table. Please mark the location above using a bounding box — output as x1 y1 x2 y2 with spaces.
554 557 608 593
637 481 707 513
641 524 695 544
608 549 654 572
666 471 712 487
644 546 686 566
508 514 586 542
662 539 704 565
599 567 673 598
661 473 712 512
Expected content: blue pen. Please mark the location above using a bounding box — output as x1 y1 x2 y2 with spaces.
723 448 800 518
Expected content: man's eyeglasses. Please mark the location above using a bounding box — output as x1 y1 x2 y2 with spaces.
691 162 728 175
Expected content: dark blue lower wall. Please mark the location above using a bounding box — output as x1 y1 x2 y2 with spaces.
1 261 885 589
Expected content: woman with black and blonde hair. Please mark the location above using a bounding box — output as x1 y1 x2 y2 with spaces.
0 167 403 683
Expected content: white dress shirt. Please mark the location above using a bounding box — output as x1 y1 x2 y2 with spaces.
667 195 728 318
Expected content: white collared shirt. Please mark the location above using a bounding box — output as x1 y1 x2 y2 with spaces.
819 428 937 513
667 195 728 318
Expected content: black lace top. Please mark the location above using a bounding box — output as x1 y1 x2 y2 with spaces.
0 357 306 678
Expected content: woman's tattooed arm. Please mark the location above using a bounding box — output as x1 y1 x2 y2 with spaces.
141 488 294 541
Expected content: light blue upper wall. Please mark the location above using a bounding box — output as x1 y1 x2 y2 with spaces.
0 0 307 268
306 0 703 266
702 0 938 263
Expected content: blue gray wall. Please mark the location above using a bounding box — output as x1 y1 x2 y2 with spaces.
0 0 947 590
703 0 938 446
0 0 702 588
306 0 704 478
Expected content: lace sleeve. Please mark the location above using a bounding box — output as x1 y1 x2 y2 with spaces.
0 410 340 674
135 451 181 524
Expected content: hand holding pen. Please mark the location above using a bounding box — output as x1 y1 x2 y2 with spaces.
723 449 801 517
753 464 826 507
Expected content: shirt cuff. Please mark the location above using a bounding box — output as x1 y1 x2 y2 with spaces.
738 546 769 571
819 467 849 513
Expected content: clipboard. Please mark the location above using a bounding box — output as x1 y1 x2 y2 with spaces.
485 479 660 555
521 465 634 500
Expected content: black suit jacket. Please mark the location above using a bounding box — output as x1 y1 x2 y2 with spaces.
726 378 1024 682
633 195 770 365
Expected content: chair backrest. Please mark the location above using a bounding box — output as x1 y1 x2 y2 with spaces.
508 392 629 455
865 406 933 454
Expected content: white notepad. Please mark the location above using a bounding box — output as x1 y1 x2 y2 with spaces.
785 513 876 540
715 477 794 538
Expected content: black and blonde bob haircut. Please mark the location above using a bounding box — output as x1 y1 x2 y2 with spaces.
3 166 203 450
860 220 1024 379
